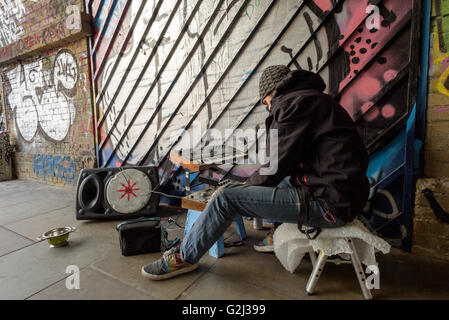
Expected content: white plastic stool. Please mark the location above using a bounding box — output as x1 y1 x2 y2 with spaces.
305 238 373 300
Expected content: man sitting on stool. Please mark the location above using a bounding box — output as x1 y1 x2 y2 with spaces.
141 65 370 280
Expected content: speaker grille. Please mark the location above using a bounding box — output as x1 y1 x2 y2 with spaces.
105 169 152 214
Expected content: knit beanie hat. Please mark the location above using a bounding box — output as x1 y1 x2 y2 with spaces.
259 65 291 103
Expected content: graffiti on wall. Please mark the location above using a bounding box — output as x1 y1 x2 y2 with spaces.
0 134 13 165
93 0 132 66
3 49 79 142
33 153 76 184
430 0 449 97
0 0 95 186
91 0 418 248
92 0 415 165
0 132 14 180
0 0 87 64
362 178 409 248
0 0 26 47
0 114 4 132
0 86 5 131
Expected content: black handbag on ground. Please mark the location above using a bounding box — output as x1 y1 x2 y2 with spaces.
116 217 179 256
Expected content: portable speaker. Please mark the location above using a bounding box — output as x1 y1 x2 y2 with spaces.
75 166 160 220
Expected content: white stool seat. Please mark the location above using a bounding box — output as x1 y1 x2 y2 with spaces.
273 220 391 300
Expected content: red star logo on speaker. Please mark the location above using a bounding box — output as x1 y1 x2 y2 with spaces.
117 179 140 201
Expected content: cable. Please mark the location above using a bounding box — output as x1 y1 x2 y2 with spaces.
164 216 185 230
150 190 184 199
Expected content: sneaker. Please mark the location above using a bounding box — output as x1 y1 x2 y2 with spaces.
141 246 199 280
253 228 276 253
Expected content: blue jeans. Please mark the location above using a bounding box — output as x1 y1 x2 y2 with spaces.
181 176 347 264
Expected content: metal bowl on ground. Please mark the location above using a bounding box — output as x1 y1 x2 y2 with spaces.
36 227 76 248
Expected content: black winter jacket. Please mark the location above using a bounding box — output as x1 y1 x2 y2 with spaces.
246 69 370 222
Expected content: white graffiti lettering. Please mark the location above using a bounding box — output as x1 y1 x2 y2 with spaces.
0 0 26 47
4 49 79 141
54 50 79 96
66 5 81 30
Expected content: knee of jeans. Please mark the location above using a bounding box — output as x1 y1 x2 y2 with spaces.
211 187 234 218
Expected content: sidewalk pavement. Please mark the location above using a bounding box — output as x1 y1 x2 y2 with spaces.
1 179 449 300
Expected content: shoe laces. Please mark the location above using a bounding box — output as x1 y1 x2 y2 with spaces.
162 246 179 258
162 246 182 266
266 228 275 238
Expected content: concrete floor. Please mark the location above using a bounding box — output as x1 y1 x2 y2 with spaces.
1 179 449 300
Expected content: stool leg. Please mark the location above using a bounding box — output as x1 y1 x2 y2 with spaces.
183 210 202 239
306 251 327 295
184 210 225 258
309 250 317 267
209 236 225 258
346 238 373 300
253 218 263 230
234 215 247 240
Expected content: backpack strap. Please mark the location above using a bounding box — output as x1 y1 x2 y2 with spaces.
297 188 322 240
160 224 180 251
115 216 160 231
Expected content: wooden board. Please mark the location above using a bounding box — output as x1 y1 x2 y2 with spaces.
169 151 216 172
181 197 207 212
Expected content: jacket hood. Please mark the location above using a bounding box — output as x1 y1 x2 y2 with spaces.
274 69 326 97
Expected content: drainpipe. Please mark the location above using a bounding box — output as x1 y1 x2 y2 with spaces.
415 0 432 177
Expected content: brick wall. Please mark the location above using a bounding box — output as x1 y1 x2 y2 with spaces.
0 132 13 181
413 0 449 261
414 179 449 261
0 0 90 63
425 0 449 177
0 0 95 187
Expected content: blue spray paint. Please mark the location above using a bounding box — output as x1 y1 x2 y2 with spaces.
33 154 76 184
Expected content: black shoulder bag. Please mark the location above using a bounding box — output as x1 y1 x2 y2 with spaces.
116 217 180 256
